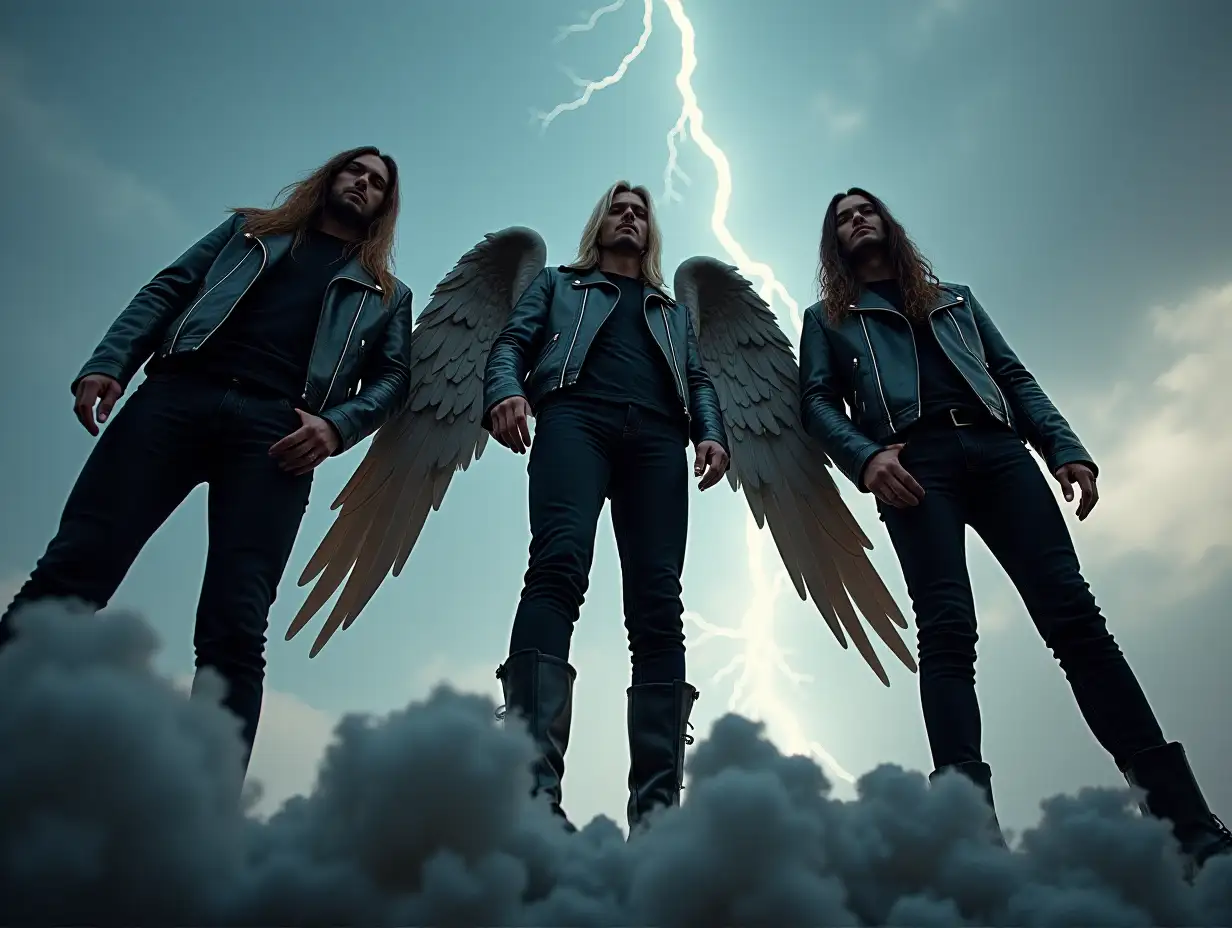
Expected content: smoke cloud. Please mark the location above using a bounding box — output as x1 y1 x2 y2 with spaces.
1 600 1229 926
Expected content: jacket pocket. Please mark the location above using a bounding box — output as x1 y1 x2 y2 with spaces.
525 332 560 384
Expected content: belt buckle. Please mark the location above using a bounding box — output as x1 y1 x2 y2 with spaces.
948 408 974 428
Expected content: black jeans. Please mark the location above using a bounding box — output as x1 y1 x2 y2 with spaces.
509 395 690 685
0 372 313 767
877 419 1166 771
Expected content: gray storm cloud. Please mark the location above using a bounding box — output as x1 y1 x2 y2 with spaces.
1 600 1229 927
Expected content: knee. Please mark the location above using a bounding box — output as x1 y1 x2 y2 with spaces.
1045 611 1122 664
525 535 592 597
916 618 978 676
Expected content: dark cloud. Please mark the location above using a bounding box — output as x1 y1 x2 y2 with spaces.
1 600 1229 926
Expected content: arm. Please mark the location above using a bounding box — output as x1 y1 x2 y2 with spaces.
72 214 242 394
798 308 885 491
966 287 1098 477
684 312 728 451
319 287 415 455
481 267 553 429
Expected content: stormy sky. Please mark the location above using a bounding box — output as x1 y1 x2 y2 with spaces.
0 0 1229 846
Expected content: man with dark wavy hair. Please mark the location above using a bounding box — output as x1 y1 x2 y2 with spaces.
0 146 415 770
797 186 1230 873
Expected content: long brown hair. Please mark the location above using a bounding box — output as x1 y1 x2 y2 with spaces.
570 180 667 289
818 187 940 324
230 145 400 299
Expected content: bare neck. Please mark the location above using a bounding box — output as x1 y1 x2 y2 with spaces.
598 251 642 279
854 252 893 284
314 213 363 243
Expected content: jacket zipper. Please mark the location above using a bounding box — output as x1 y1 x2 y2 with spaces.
167 240 262 354
307 276 377 409
941 307 1009 423
658 303 690 421
527 332 560 381
559 288 590 388
858 314 895 432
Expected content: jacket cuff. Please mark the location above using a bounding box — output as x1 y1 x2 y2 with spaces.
71 360 129 396
319 407 360 455
849 441 886 493
1045 444 1098 479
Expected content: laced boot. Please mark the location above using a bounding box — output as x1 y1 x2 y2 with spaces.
930 760 1009 848
1120 741 1232 879
495 648 578 833
626 680 699 835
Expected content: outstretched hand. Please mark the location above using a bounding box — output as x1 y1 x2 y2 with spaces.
694 440 729 491
73 373 123 436
269 409 341 476
1055 461 1098 520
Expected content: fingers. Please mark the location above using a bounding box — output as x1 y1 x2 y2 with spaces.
1056 468 1074 502
693 446 705 478
73 381 102 436
1076 472 1099 521
870 463 924 508
96 381 123 425
697 445 729 491
896 465 926 503
492 399 531 454
269 426 311 457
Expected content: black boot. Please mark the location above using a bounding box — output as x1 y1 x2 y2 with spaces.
930 760 1009 848
626 680 699 834
1120 741 1232 876
495 649 578 832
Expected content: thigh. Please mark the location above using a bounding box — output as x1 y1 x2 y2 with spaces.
609 409 690 594
41 379 207 592
201 394 313 616
878 434 975 627
967 432 1096 637
525 398 614 561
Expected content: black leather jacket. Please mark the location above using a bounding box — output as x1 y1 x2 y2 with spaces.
799 282 1096 490
73 213 414 454
482 266 727 450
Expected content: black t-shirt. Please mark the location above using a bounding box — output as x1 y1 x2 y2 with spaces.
865 279 980 421
571 272 681 418
150 229 351 400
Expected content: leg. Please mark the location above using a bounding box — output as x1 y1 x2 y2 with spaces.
967 429 1228 870
0 377 206 647
877 432 983 770
195 389 313 769
610 406 697 831
498 396 617 828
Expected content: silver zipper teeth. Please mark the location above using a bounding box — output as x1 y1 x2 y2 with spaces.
659 303 689 419
559 288 590 389
944 307 1008 422
859 314 895 431
168 243 259 354
527 333 560 381
302 275 381 407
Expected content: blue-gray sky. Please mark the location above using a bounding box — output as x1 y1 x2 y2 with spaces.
1 0 1229 832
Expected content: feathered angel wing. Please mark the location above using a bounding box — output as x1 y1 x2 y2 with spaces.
674 257 916 686
285 226 548 657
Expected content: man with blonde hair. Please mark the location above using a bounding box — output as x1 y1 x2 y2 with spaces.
483 181 729 832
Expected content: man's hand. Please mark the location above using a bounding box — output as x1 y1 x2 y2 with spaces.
694 440 730 491
864 443 925 508
73 374 124 436
269 409 342 476
1055 461 1098 521
490 396 533 454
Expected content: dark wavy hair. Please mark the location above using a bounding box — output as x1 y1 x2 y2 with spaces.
230 146 400 299
818 187 940 324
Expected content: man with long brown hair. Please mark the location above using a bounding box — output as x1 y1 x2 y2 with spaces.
798 187 1230 873
0 146 414 771
482 180 729 833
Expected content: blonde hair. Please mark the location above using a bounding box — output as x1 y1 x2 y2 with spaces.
570 180 667 289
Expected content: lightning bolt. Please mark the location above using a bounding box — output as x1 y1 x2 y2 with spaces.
540 0 853 786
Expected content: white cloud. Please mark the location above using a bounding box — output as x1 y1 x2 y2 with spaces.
1068 282 1232 576
813 92 867 139
0 45 184 235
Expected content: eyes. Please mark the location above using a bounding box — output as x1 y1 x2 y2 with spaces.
836 204 875 228
343 162 388 191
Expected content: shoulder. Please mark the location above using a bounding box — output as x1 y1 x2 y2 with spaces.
802 300 830 331
388 276 412 306
937 280 973 300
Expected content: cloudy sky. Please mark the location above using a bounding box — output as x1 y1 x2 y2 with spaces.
0 0 1228 834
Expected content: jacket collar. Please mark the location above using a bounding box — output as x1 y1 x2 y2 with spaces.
252 231 384 293
849 281 961 315
560 264 677 308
